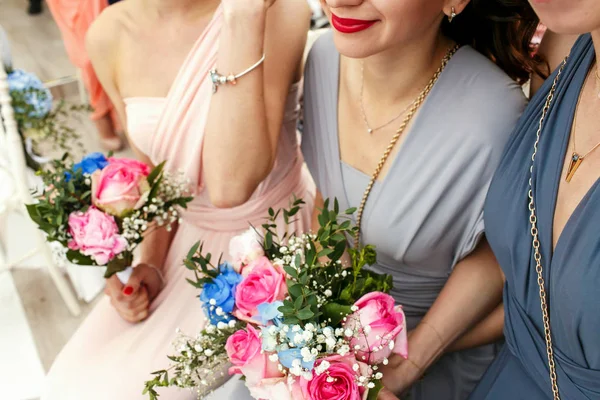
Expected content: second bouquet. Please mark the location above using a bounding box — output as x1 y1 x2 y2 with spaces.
26 152 193 280
144 199 408 400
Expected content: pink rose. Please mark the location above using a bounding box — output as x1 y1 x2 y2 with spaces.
91 157 151 218
300 354 367 400
344 292 408 365
233 258 287 322
229 228 264 273
226 325 262 371
226 325 283 387
240 255 274 277
67 207 127 265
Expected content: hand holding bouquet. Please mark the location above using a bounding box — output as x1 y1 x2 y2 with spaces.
26 152 193 279
144 199 408 400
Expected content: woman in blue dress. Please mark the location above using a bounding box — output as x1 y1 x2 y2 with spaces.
470 1 600 399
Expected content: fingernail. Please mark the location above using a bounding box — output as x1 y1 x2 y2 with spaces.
123 286 134 296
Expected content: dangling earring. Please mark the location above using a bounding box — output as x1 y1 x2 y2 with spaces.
448 7 456 23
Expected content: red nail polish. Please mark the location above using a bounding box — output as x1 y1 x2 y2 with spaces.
123 286 134 296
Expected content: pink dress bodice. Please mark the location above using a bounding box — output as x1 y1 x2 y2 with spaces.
124 83 307 231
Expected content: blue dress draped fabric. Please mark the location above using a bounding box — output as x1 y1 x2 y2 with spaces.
470 34 600 400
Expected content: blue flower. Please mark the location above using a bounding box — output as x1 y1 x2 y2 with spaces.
199 262 242 325
255 301 284 326
203 304 235 325
74 152 109 174
218 262 243 287
277 348 315 371
286 327 308 348
65 152 109 181
7 69 53 119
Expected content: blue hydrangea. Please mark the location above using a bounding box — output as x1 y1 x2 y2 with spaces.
278 347 315 371
65 152 109 181
200 262 242 325
255 301 284 326
7 69 53 119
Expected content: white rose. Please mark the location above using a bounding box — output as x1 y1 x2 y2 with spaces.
228 228 265 272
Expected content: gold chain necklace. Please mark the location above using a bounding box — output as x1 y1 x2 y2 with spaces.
527 56 569 400
566 68 600 182
353 44 460 248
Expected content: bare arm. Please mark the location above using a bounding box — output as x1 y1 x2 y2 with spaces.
447 303 504 352
202 0 311 208
380 239 504 396
530 31 578 97
86 14 177 274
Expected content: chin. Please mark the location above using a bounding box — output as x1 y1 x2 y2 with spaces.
541 17 600 35
331 33 383 59
532 2 600 35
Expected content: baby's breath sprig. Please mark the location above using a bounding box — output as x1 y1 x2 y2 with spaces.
143 320 241 400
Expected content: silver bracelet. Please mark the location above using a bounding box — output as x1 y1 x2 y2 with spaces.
209 54 266 93
145 264 166 289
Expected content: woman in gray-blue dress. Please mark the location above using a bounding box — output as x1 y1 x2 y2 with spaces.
469 1 600 399
301 1 540 399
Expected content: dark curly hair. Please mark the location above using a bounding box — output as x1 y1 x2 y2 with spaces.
442 0 547 84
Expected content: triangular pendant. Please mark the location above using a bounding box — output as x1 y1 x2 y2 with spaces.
566 152 583 182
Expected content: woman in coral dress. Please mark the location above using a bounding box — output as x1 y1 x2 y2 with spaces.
45 0 124 150
42 0 314 399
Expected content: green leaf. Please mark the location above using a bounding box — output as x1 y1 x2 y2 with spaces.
366 379 384 400
345 207 357 215
186 242 200 262
321 302 353 326
278 305 294 314
147 161 166 186
299 273 309 286
104 257 131 278
65 249 95 266
317 248 334 258
297 306 315 320
283 265 299 279
294 296 303 310
25 204 42 225
265 232 273 250
288 283 303 298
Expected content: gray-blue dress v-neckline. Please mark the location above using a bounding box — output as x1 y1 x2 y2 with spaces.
469 34 600 400
302 32 527 400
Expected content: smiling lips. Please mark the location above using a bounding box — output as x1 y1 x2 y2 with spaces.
331 13 377 34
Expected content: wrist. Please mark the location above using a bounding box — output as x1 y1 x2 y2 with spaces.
408 321 447 369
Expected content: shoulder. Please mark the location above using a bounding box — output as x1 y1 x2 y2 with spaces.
85 2 131 63
441 46 527 137
449 46 525 100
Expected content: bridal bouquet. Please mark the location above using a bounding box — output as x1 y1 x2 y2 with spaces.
7 68 87 170
26 152 193 279
144 199 408 400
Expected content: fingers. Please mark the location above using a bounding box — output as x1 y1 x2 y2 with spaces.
105 268 152 323
110 286 150 323
122 268 144 297
105 274 125 300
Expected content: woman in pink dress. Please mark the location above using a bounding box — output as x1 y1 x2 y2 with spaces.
45 0 124 150
42 0 314 399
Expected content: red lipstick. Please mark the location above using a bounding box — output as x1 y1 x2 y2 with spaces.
331 13 377 34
